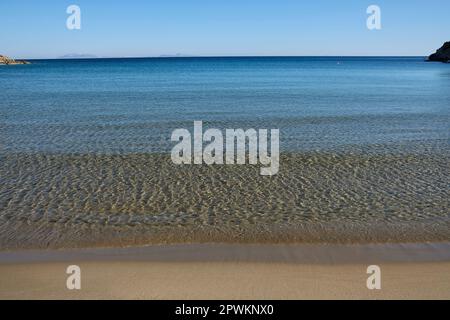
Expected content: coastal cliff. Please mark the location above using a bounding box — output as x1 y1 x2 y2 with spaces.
427 42 450 63
0 55 30 65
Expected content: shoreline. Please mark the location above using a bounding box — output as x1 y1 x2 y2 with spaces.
1 219 450 250
1 242 449 299
1 242 450 264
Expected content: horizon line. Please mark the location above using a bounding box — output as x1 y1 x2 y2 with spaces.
24 55 428 60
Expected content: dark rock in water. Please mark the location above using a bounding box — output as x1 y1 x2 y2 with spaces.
0 55 30 65
427 42 450 63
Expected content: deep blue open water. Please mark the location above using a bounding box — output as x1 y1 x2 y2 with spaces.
1 56 449 154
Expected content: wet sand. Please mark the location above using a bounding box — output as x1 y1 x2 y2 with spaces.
1 150 449 299
1 243 449 299
1 151 449 249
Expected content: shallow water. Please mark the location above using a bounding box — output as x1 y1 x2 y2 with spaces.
0 57 449 248
0 150 449 248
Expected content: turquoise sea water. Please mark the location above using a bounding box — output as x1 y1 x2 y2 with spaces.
1 57 449 154
1 57 450 248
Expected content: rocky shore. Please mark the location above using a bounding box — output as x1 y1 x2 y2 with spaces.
0 55 30 65
428 42 450 63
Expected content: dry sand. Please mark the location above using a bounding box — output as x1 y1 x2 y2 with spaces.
1 243 449 299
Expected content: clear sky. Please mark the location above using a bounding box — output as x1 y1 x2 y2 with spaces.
1 0 449 59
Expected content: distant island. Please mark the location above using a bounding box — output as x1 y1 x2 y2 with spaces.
58 54 98 59
428 42 450 63
159 53 193 58
0 55 30 65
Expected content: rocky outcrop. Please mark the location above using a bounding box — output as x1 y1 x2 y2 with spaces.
427 42 450 63
0 55 30 65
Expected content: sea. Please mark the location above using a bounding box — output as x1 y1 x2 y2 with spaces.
1 56 449 154
0 57 449 248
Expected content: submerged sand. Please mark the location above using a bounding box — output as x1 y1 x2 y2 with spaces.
0 150 449 249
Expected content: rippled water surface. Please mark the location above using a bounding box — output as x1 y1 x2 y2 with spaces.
0 57 449 248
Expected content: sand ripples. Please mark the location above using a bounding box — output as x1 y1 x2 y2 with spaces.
1 150 449 249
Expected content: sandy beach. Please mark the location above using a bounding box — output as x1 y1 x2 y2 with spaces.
1 243 449 299
2 0 450 303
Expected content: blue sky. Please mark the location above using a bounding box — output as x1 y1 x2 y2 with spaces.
1 0 449 59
